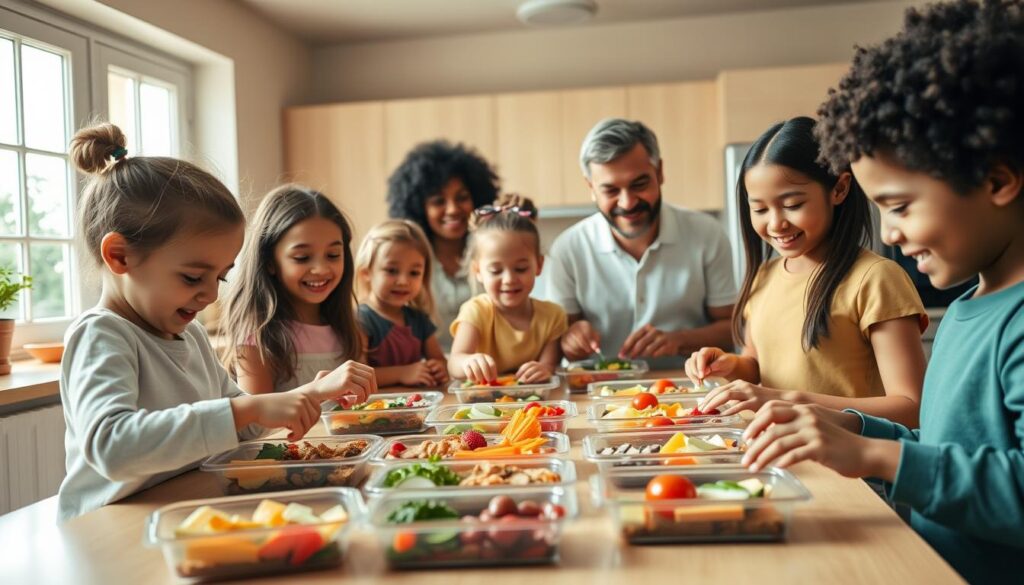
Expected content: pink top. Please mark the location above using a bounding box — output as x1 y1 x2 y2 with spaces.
242 321 344 392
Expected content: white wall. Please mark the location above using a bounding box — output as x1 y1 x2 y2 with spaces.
310 0 917 103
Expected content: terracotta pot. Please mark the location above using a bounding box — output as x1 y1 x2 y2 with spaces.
0 319 13 375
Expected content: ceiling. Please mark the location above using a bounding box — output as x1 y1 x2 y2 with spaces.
239 0 889 45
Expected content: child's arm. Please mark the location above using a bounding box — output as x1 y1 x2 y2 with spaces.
234 346 276 394
515 337 561 384
448 323 497 382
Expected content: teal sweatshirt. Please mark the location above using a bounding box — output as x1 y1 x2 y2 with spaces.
851 281 1024 584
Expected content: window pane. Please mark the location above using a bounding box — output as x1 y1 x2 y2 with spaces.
25 152 69 237
0 38 15 145
0 149 20 235
0 242 24 320
29 243 68 319
108 71 137 149
21 44 66 153
139 82 173 156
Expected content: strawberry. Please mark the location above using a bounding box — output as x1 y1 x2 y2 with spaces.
407 393 422 403
461 430 487 451
389 442 407 457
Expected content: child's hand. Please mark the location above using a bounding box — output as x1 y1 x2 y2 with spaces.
515 361 553 384
741 401 879 476
462 353 498 384
399 361 438 387
425 359 449 385
698 380 784 415
311 360 376 404
685 347 738 386
233 392 321 442
561 320 601 361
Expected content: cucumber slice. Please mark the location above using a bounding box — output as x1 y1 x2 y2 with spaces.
737 478 766 497
424 529 460 545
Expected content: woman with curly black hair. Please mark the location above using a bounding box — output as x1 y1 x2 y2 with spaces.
387 140 499 351
739 2 1024 582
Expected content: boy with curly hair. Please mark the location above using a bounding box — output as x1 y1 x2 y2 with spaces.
737 1 1024 582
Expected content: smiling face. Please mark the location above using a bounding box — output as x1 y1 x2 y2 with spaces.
744 163 849 268
472 231 542 312
272 216 345 319
852 152 1011 290
587 143 663 241
424 176 474 242
119 223 244 339
366 241 426 312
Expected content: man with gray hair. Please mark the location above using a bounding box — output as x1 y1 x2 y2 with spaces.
545 118 736 369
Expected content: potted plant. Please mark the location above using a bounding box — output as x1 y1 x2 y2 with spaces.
0 267 31 375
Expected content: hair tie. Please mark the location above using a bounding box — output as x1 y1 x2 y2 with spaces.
111 146 128 161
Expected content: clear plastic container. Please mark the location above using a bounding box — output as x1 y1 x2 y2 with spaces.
587 376 728 400
144 487 365 580
370 484 577 569
557 358 650 393
201 435 381 495
583 429 746 472
372 431 571 464
587 396 742 432
593 467 811 544
425 400 577 435
364 457 577 496
320 391 443 435
448 376 562 403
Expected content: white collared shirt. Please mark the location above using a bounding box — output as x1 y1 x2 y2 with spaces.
543 204 737 369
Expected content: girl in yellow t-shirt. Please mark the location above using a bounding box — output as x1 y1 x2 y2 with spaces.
685 117 927 427
448 194 567 384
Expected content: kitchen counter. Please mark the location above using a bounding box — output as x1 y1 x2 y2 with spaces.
0 360 60 413
0 375 965 584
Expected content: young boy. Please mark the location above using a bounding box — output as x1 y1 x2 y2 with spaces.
738 1 1024 583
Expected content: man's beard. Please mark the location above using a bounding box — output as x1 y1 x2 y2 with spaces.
601 194 662 240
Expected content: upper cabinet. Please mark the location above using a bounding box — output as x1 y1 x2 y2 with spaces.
559 87 627 205
282 102 387 242
717 63 849 144
495 91 563 208
383 95 496 175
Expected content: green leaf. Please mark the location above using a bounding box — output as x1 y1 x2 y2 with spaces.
255 443 288 460
383 462 462 488
386 501 459 524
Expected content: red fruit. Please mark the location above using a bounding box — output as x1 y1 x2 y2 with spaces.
645 475 697 519
650 379 677 394
689 406 720 416
389 442 407 457
407 393 422 403
517 500 541 517
541 502 566 520
553 406 565 416
488 495 518 518
258 526 324 566
631 392 659 411
461 430 487 451
523 401 542 412
645 416 675 427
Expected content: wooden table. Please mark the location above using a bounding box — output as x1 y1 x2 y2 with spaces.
0 380 965 584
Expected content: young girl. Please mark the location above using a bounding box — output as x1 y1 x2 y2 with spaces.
685 117 927 427
355 220 448 387
741 2 1023 581
222 185 368 394
448 194 567 383
58 124 374 521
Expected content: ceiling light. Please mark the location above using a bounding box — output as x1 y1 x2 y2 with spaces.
516 0 598 26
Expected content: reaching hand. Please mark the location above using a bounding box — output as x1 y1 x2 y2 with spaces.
698 380 784 416
234 392 321 442
619 325 681 359
310 360 376 404
399 361 440 387
462 353 498 384
424 358 449 386
684 347 738 386
516 361 553 384
561 320 601 361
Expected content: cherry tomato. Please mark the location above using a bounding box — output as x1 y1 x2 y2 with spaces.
645 475 697 501
650 379 677 394
631 392 659 411
644 416 675 427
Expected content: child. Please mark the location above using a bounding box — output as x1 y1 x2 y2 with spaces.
222 185 368 394
58 124 375 521
684 117 928 427
354 220 448 387
448 194 567 383
740 2 1023 582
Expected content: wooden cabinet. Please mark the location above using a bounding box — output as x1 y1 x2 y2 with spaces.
282 102 387 242
383 95 496 175
628 81 722 210
495 91 563 208
717 63 849 144
559 87 627 205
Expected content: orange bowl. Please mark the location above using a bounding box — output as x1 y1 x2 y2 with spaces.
23 342 64 363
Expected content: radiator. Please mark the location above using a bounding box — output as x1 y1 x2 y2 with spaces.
0 404 66 515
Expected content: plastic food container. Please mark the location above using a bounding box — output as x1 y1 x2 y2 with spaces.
144 487 365 581
448 376 562 403
557 359 649 393
587 376 728 400
372 432 571 464
583 429 746 472
370 485 577 569
320 391 443 435
587 396 742 432
593 467 811 544
201 435 381 495
364 457 577 496
425 400 577 435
